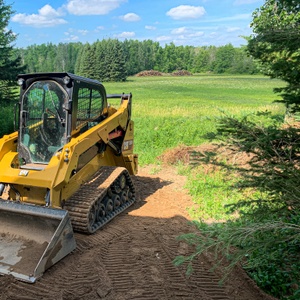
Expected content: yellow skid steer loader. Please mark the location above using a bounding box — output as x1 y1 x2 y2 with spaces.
0 73 138 282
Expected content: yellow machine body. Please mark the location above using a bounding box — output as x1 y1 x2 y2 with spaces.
0 73 138 282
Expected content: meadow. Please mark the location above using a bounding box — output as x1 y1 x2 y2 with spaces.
124 75 300 300
105 74 286 165
105 74 286 223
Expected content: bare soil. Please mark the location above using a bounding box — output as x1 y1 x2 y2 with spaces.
0 165 277 300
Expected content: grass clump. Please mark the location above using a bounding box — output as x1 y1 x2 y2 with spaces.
184 166 245 221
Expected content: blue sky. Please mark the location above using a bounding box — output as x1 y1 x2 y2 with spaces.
9 0 264 48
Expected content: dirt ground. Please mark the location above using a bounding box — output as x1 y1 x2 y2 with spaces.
0 165 277 300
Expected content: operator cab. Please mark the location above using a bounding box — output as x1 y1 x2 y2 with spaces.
17 73 107 167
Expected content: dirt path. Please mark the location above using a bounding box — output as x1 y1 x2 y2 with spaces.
0 166 276 300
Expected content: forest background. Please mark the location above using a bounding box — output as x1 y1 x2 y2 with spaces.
14 40 258 82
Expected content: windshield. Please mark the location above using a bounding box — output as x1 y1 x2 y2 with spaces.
19 80 67 164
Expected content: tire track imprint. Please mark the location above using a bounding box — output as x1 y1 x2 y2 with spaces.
0 167 277 300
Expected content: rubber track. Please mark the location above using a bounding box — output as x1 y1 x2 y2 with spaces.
64 166 135 234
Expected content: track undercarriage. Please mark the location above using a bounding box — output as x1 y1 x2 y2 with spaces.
65 166 135 234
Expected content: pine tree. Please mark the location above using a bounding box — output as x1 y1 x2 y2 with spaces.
0 0 24 103
110 40 126 82
74 45 84 74
78 43 96 79
103 39 126 82
94 41 107 81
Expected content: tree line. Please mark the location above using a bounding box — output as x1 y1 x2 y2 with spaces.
15 40 259 82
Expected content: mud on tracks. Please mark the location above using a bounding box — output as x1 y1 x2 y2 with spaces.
0 166 276 300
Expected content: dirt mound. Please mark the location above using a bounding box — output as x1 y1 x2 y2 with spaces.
172 70 192 76
158 143 253 169
135 70 163 77
0 165 276 300
135 70 192 77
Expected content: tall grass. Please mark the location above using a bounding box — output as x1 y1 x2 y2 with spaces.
104 75 285 165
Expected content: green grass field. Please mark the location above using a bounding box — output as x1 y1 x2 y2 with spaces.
105 74 286 165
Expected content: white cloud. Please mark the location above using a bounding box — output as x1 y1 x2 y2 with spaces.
115 31 135 38
66 0 126 16
226 27 240 32
78 29 88 35
39 5 62 17
65 35 79 41
145 25 156 30
64 31 79 41
171 27 188 35
95 26 105 32
156 35 171 42
175 35 186 40
120 13 141 22
188 31 205 37
166 5 206 20
170 27 205 44
12 4 67 27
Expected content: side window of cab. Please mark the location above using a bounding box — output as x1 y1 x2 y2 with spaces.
76 87 105 132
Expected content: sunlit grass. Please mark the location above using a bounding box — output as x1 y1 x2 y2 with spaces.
104 74 286 165
183 166 244 221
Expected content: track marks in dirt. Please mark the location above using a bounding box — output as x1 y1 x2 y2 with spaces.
80 213 230 300
0 169 277 300
155 230 230 300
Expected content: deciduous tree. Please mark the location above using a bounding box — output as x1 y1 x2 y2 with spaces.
247 0 300 111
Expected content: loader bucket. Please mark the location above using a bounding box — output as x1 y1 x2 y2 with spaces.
0 200 76 283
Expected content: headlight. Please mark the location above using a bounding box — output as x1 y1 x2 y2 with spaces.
63 76 71 85
17 78 24 86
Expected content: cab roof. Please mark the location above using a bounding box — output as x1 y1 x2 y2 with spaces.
17 72 103 87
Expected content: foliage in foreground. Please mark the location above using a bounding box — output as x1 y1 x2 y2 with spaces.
175 112 300 299
175 219 300 299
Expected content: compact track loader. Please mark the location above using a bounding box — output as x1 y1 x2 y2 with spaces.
0 73 138 282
